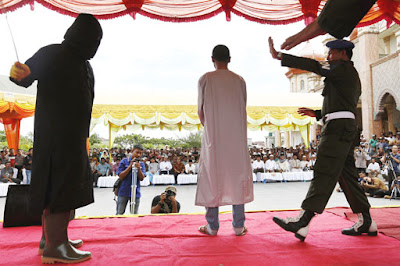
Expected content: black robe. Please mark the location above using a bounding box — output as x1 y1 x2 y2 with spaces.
11 14 102 214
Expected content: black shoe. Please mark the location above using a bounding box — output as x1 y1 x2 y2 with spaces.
39 238 83 255
273 209 315 241
42 210 92 264
342 211 378 236
42 242 91 264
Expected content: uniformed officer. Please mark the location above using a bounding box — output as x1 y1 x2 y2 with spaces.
268 38 377 241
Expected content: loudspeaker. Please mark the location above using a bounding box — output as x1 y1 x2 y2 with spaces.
3 185 42 227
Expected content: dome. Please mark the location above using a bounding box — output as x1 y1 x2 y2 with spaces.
297 41 324 61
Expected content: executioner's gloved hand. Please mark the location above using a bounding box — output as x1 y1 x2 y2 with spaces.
10 62 31 82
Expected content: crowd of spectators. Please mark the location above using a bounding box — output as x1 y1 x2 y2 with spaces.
0 147 33 184
89 147 201 186
1 130 399 199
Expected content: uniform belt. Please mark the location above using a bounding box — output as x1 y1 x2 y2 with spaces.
322 111 355 125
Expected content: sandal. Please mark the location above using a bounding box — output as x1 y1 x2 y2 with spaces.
198 224 217 236
234 226 248 236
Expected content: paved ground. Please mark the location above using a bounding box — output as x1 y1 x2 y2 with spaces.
1 181 399 220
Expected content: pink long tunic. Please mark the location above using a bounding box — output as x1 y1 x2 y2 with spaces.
195 69 254 207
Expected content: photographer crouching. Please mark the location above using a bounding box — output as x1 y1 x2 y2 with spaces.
151 186 181 214
116 144 146 214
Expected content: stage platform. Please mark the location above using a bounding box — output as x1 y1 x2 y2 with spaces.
1 207 400 265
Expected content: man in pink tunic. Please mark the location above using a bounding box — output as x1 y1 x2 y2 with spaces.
195 45 254 236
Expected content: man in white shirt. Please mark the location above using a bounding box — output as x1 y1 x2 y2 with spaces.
367 158 380 177
265 155 278 172
309 155 317 170
159 156 172 175
185 160 196 174
277 154 291 172
289 155 301 172
299 156 311 171
252 155 265 182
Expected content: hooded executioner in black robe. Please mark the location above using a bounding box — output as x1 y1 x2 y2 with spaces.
11 14 102 214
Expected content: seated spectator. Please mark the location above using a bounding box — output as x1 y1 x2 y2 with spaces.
185 160 196 174
253 155 264 173
0 150 8 169
289 154 301 172
253 155 264 182
299 155 310 171
361 176 388 198
265 155 278 172
147 157 159 184
386 132 396 146
112 158 121 176
93 158 111 186
151 186 180 214
367 158 380 176
262 155 268 165
173 158 185 184
0 162 20 184
309 155 317 170
159 156 172 175
8 148 16 167
277 154 290 172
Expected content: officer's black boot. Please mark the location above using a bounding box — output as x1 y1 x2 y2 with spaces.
41 209 91 264
342 211 378 236
273 209 315 241
39 210 83 255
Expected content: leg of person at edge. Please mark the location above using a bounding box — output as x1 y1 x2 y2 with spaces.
195 45 254 236
268 37 377 241
9 14 102 264
116 144 146 215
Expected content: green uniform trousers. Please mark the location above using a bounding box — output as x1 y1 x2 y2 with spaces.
301 119 370 214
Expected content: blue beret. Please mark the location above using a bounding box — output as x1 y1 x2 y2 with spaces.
326 39 355 49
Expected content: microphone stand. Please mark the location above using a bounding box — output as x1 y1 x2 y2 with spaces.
130 167 138 214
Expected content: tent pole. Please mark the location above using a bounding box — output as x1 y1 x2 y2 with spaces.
109 123 111 149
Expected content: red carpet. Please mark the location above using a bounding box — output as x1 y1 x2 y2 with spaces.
327 206 400 240
1 210 400 265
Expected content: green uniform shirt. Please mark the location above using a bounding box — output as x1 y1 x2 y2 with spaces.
317 0 376 39
281 54 361 121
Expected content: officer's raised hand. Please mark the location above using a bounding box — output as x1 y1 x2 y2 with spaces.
297 107 316 117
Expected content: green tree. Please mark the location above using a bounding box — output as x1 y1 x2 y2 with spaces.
113 134 149 148
19 134 34 151
178 131 202 148
0 130 6 142
89 133 102 146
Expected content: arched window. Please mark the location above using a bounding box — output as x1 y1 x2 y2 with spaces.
300 80 305 91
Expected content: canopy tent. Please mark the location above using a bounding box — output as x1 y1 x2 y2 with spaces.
0 76 36 150
91 92 323 148
0 0 399 27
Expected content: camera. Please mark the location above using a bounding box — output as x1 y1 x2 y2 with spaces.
384 146 392 154
134 158 141 162
164 190 176 201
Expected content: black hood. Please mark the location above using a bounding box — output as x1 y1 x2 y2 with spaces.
63 14 103 60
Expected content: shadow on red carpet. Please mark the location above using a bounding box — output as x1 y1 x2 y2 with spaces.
1 209 400 265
